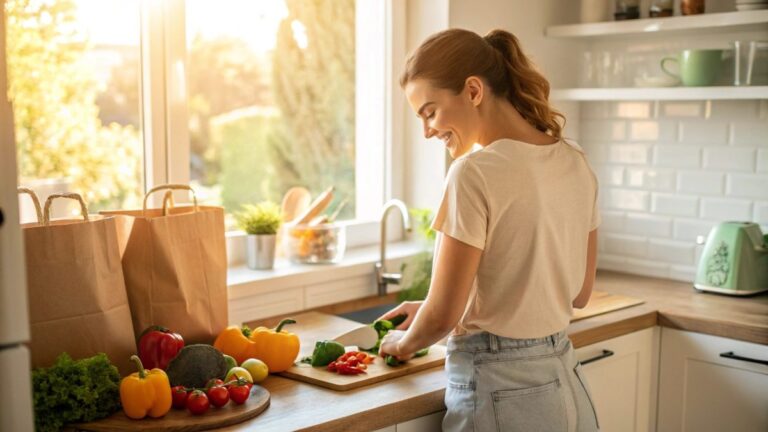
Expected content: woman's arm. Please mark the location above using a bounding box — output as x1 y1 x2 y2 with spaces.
382 233 482 358
573 229 598 309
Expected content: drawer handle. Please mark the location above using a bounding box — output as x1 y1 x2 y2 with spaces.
581 349 614 366
719 351 768 366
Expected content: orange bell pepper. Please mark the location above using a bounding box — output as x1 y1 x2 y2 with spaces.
120 355 172 419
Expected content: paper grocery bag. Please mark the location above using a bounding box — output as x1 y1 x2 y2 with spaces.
101 184 228 345
19 190 136 375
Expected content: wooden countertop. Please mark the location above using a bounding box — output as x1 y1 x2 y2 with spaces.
222 270 768 432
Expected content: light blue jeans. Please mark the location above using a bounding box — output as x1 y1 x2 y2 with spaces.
443 330 600 432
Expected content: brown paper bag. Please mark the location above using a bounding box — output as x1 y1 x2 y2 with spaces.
101 184 228 344
20 190 137 375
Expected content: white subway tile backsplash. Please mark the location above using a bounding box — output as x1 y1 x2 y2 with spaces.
651 193 698 217
648 239 696 265
700 198 753 221
607 144 651 164
660 101 705 118
616 102 653 119
732 121 768 147
605 188 650 211
629 121 677 142
758 150 768 173
677 171 724 195
679 121 729 145
709 100 761 120
669 265 697 282
625 168 676 190
625 213 672 237
673 219 717 242
625 258 669 278
726 174 768 199
604 233 647 258
754 202 768 225
581 100 766 283
653 146 701 169
597 166 624 186
703 147 756 172
581 120 627 141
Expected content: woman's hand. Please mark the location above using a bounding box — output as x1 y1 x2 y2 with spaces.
375 301 423 330
378 330 414 361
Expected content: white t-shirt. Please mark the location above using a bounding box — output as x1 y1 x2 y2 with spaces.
431 138 601 339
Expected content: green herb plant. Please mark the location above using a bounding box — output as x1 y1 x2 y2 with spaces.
235 201 282 235
32 352 121 432
397 208 436 302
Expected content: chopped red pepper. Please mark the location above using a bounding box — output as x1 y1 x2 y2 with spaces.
326 351 374 375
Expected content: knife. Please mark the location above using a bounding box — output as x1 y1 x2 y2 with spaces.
331 324 379 351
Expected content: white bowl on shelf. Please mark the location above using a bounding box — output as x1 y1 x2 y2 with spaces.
634 75 681 88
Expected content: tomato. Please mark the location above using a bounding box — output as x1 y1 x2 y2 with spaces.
205 378 224 389
171 386 188 409
207 385 230 408
186 390 210 415
228 383 251 405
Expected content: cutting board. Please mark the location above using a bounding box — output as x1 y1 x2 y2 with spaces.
572 291 644 321
279 312 447 391
74 385 270 432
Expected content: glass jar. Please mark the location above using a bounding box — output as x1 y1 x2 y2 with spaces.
614 0 640 20
285 223 346 264
649 0 673 17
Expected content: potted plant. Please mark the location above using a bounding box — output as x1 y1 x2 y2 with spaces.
236 201 282 270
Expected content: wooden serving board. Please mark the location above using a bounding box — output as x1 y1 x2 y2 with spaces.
572 291 644 322
278 312 447 391
74 385 270 432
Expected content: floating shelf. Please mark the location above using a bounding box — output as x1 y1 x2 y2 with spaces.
546 10 768 38
550 86 768 101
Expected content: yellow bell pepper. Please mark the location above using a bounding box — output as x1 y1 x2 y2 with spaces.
120 355 172 419
249 318 301 373
213 325 259 365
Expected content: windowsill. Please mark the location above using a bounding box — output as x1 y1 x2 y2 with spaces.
227 240 427 296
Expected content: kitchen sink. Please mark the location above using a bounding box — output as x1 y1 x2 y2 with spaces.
337 303 399 324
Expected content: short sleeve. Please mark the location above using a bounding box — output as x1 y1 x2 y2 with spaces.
589 170 601 231
430 158 488 250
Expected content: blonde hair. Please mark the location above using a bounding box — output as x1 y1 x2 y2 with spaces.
400 28 565 141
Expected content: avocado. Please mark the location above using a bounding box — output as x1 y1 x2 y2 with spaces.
165 344 228 388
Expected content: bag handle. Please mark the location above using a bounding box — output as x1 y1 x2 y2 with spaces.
143 184 198 215
43 193 89 225
17 187 43 223
161 190 175 216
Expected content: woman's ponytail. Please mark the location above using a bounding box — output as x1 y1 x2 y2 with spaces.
483 30 565 141
401 28 565 141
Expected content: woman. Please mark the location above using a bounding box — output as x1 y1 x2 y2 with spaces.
378 28 601 431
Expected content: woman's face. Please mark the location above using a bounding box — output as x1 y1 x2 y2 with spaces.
404 78 480 159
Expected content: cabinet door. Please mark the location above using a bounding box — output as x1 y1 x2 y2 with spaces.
397 410 444 432
575 327 659 432
657 328 768 432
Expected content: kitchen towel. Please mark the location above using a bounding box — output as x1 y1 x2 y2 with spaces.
20 190 136 375
101 184 228 345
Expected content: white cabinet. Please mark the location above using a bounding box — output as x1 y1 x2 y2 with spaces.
575 327 660 432
657 328 768 432
372 411 444 432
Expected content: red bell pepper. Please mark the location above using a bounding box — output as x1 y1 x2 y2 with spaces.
138 325 185 370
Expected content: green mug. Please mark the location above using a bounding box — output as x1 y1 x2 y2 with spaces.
661 49 723 87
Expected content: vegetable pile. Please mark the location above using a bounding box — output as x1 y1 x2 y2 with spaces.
32 353 121 432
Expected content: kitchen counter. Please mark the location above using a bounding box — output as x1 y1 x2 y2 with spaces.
221 270 768 432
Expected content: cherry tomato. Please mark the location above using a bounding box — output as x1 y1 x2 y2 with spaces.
171 385 188 409
207 385 230 408
228 383 251 405
206 378 224 389
186 390 210 415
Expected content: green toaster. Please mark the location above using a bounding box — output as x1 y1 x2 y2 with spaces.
694 222 768 296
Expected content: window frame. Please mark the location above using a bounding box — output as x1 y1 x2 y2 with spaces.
138 0 406 255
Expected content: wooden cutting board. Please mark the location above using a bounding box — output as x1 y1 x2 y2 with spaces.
572 291 644 321
278 312 447 391
74 385 270 432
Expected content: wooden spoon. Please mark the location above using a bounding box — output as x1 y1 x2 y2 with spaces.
281 187 311 223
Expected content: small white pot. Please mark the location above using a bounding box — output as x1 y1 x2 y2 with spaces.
246 233 277 270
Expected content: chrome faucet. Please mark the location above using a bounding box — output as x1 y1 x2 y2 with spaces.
375 199 412 296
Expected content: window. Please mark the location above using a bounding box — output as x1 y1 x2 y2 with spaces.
7 0 396 248
184 0 356 224
7 0 143 222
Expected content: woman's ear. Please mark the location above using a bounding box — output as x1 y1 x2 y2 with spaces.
465 76 484 107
